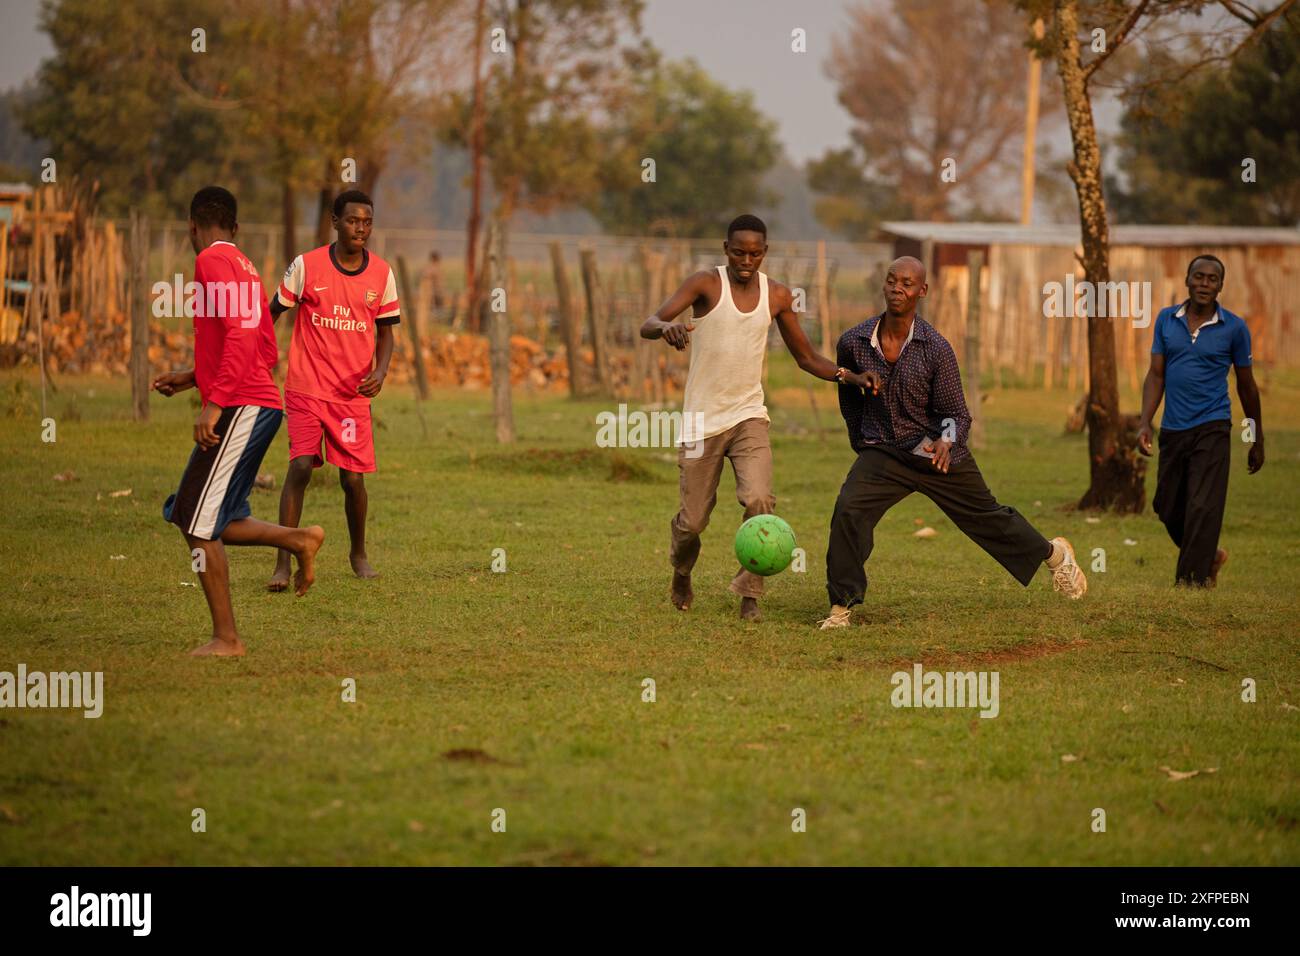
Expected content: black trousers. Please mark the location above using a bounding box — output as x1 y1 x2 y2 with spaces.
1151 420 1231 586
825 446 1051 608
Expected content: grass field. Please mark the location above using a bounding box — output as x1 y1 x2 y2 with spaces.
1 358 1297 866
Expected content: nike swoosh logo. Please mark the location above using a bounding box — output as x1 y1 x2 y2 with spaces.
312 285 328 292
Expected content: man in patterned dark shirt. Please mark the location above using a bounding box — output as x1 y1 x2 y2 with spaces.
819 257 1086 629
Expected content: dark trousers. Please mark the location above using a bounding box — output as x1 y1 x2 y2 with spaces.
1151 420 1231 586
825 446 1051 608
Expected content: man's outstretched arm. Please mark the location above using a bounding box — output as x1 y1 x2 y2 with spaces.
640 271 713 350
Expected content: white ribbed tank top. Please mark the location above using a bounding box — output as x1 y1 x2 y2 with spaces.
679 266 770 444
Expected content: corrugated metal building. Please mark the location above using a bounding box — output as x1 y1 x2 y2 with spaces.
879 222 1300 389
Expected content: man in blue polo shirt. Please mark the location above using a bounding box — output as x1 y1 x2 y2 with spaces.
1137 254 1264 587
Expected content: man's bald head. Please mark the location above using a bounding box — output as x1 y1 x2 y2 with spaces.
883 256 928 318
889 256 926 283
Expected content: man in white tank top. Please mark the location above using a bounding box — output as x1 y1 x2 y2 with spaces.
641 214 880 621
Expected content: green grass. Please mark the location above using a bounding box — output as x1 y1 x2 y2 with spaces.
0 359 1297 866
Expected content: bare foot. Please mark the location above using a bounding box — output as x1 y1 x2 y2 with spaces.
1209 548 1228 588
350 553 379 579
190 636 246 657
739 596 761 621
267 558 291 593
671 572 693 610
294 525 325 597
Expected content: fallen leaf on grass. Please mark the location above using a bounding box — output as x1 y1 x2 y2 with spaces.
913 526 938 539
1060 754 1079 763
407 820 425 833
1123 538 1137 546
0 804 19 823
179 581 196 588
53 470 77 482
109 554 126 561
1281 703 1298 712
307 798 344 820
1085 516 1100 524
109 488 132 498
1159 766 1218 782
1153 800 1171 815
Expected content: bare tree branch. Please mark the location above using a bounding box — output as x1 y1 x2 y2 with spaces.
1082 0 1152 85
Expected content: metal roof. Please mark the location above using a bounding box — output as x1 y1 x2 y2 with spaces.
879 221 1300 247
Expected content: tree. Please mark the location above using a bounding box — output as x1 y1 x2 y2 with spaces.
1109 10 1300 226
471 0 646 432
22 0 254 217
815 0 1058 230
1022 0 1295 511
805 147 908 241
23 0 461 250
586 58 781 237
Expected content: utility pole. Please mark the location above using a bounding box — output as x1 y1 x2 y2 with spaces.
1020 18 1045 226
465 0 487 330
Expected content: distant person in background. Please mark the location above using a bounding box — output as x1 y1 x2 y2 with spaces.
420 250 445 324
1137 254 1264 587
153 186 324 657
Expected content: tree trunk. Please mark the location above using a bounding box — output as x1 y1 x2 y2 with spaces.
485 216 515 443
465 0 488 330
281 178 297 267
1051 0 1144 512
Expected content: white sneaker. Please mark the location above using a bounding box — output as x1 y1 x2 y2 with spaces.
1049 536 1087 599
817 605 852 629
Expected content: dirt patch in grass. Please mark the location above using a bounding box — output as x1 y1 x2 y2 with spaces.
475 448 661 483
887 639 1090 669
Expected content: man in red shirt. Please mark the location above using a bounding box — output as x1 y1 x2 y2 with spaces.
153 186 325 657
267 190 399 589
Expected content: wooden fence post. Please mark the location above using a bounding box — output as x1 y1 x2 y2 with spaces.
128 209 150 422
965 249 985 450
580 246 612 394
396 255 429 400
550 241 582 398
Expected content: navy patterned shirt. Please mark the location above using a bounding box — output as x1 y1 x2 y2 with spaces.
836 313 973 464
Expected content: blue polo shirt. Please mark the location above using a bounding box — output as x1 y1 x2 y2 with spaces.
1152 301 1252 432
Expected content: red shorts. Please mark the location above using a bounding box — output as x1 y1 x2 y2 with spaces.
285 390 376 473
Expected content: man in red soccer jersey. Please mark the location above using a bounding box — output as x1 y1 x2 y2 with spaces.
153 186 325 657
267 190 399 588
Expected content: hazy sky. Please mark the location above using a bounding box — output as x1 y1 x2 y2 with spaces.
0 0 858 161
639 0 853 163
0 0 1102 182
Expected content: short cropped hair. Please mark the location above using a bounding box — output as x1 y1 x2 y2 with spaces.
727 214 767 241
1187 254 1226 280
333 189 373 218
190 186 237 231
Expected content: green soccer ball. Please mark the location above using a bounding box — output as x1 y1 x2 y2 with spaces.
734 514 797 576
